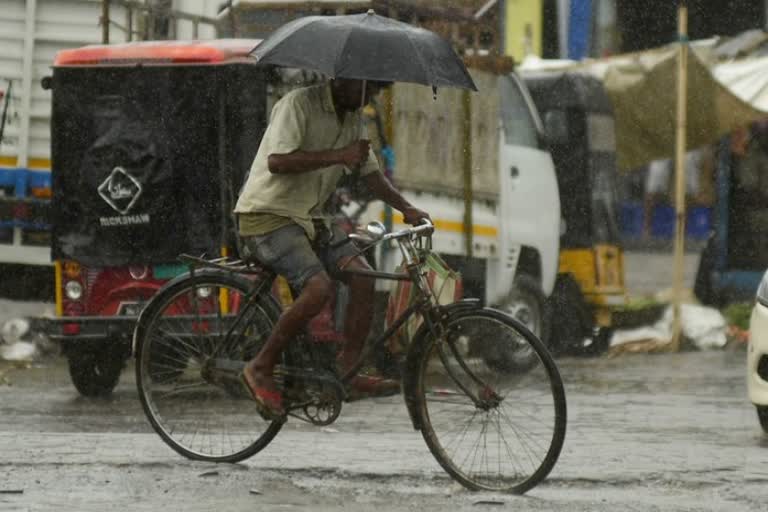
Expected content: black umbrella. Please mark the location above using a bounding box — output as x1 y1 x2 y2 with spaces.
251 9 477 91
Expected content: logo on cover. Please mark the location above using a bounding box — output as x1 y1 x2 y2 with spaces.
98 167 142 215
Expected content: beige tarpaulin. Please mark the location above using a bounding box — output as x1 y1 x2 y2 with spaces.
602 47 768 171
521 44 768 171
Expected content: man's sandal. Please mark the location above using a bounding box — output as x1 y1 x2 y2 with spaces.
239 373 285 421
345 375 401 402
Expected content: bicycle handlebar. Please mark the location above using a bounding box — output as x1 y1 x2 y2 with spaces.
336 218 433 249
382 218 434 242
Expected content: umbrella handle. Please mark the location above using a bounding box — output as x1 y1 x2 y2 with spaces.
342 79 367 188
359 79 367 139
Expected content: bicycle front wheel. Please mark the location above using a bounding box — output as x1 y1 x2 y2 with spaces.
414 308 566 494
135 271 283 463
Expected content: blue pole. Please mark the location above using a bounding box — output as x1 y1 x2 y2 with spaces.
567 0 592 59
714 137 731 273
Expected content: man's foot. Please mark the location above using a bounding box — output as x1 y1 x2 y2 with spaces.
241 368 284 420
345 375 401 402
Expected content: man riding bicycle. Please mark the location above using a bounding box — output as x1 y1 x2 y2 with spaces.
235 78 430 419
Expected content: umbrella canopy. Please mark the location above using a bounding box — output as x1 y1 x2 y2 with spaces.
251 10 477 91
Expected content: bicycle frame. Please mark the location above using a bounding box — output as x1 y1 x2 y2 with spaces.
197 221 493 408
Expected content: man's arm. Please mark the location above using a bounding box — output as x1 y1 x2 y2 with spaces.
268 141 370 175
363 171 430 225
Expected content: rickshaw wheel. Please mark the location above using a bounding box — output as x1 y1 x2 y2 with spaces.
546 274 593 356
67 348 125 397
694 238 720 307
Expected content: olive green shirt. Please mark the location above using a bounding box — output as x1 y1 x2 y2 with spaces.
235 83 380 238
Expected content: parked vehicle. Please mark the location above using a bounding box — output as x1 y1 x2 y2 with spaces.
45 39 268 396
748 270 768 433
522 70 625 355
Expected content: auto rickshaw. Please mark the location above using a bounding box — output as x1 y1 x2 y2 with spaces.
44 39 270 396
522 71 625 355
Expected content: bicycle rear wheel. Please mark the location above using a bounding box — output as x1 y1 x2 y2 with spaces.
135 271 283 463
414 308 566 494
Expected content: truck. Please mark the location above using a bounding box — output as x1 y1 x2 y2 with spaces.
359 72 561 342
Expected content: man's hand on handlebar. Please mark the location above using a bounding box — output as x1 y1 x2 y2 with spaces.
402 206 431 226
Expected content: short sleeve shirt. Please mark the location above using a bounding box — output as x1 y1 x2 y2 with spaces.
234 83 380 239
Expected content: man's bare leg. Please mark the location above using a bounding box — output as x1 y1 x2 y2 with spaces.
336 255 375 372
243 272 332 393
335 255 400 397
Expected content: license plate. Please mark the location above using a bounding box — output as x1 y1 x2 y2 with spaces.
153 264 188 279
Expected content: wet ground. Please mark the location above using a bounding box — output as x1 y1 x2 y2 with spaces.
1 249 758 510
0 348 764 511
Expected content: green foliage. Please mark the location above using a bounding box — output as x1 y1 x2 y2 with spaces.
722 302 753 330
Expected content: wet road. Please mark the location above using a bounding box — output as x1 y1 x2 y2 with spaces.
0 349 764 511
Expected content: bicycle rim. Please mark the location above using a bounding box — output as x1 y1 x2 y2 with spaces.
136 275 283 463
416 309 566 493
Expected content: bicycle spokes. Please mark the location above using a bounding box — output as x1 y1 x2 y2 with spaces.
416 310 566 493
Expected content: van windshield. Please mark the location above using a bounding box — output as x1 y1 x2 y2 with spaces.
499 76 539 148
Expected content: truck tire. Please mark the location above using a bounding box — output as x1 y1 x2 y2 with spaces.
67 348 125 397
497 275 551 344
546 274 594 356
479 275 551 373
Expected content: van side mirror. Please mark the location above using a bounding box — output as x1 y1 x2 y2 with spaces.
41 76 52 90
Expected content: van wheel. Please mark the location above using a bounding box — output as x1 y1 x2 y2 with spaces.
758 406 768 434
546 274 594 356
67 348 125 397
497 275 551 343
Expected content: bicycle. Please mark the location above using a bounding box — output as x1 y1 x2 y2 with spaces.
133 220 567 494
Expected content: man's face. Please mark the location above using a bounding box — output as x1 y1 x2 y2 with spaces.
333 79 390 110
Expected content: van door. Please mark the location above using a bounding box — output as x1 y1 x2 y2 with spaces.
487 73 560 304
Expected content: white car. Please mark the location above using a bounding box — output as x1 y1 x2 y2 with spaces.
748 271 768 433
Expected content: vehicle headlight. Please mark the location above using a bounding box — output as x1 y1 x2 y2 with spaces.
129 265 149 280
65 280 83 301
757 270 768 306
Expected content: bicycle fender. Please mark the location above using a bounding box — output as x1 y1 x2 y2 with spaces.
402 299 482 431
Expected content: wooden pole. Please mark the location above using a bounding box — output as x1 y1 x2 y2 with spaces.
671 1 689 351
462 88 473 258
101 0 110 44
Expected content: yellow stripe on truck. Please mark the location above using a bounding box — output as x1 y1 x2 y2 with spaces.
54 261 63 317
388 213 498 237
0 156 51 169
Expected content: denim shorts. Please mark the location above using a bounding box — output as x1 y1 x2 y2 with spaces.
241 222 358 291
